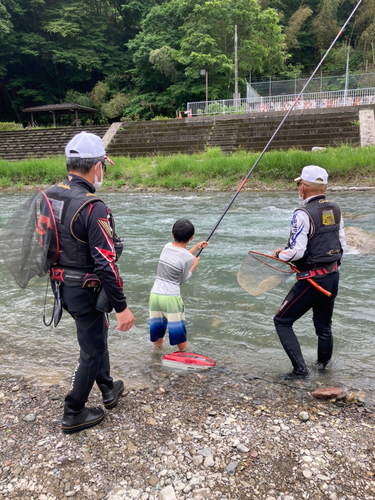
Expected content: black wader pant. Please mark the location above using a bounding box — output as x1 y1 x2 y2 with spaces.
61 285 113 411
274 271 339 373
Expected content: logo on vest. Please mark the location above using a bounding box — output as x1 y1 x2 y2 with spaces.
327 249 341 255
321 209 335 225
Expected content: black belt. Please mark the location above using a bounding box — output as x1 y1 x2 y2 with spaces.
50 267 101 292
296 261 338 280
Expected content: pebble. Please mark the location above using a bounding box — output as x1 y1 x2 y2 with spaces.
159 485 177 499
303 470 313 478
148 476 159 486
237 443 249 453
23 413 36 422
226 462 238 475
299 411 309 421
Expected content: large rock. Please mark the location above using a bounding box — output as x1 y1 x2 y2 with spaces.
345 226 375 255
311 387 344 399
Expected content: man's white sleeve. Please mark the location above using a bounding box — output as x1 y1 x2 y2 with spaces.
278 210 310 263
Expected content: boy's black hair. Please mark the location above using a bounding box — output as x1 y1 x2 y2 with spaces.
172 219 195 243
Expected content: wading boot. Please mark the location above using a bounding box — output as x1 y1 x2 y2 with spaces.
279 369 310 381
316 360 330 371
99 380 124 410
61 403 105 434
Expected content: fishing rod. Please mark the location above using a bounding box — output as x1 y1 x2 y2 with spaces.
197 0 363 257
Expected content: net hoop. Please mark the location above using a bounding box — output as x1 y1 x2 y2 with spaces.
247 251 294 275
237 251 294 296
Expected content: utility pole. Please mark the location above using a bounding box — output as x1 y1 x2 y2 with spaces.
200 69 209 113
234 25 239 104
205 71 208 108
344 44 350 105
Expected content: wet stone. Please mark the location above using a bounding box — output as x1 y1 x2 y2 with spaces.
311 387 344 399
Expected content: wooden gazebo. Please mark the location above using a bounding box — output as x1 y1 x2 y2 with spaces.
22 103 99 127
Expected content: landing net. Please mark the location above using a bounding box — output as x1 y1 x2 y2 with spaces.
237 251 294 296
0 190 58 289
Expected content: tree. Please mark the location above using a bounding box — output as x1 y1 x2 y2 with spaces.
284 6 313 50
353 0 375 72
101 92 131 119
0 0 138 121
312 0 340 52
127 0 287 116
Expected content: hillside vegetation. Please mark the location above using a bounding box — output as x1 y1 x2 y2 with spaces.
1 0 374 124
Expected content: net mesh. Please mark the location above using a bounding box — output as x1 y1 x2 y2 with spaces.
0 191 58 289
237 251 294 296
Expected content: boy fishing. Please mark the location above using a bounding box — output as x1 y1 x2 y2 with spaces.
149 219 208 351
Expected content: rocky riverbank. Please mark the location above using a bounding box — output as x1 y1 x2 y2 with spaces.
1 367 375 500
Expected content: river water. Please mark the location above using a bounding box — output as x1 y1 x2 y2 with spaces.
0 190 374 393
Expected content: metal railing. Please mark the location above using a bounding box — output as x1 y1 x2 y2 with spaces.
186 88 375 117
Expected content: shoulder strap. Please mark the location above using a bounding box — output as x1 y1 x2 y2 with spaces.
70 198 104 243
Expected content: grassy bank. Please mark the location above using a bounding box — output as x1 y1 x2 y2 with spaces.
1 145 375 191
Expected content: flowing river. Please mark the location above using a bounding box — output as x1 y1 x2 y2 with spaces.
0 190 374 393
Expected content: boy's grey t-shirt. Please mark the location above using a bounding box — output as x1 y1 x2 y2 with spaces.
151 242 195 296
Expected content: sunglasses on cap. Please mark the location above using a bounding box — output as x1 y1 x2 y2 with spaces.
100 155 114 171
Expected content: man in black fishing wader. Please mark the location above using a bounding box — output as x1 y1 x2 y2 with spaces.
272 165 346 380
46 132 134 433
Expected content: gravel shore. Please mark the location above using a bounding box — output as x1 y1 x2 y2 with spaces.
1 366 375 500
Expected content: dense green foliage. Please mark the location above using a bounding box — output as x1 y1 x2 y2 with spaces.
1 146 374 190
0 0 374 123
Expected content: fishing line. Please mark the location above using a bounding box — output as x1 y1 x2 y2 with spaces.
197 0 363 257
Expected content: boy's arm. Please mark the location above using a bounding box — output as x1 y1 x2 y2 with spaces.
189 240 209 255
190 256 200 274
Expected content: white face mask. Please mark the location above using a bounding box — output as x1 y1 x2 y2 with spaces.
94 163 103 191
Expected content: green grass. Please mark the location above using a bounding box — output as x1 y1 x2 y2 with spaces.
1 145 375 191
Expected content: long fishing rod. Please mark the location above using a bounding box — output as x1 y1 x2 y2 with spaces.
197 0 363 257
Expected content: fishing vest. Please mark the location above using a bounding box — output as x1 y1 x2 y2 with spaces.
294 195 342 268
45 178 103 269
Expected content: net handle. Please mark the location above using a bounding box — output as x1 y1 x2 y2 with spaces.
291 268 332 297
249 251 332 297
39 190 59 261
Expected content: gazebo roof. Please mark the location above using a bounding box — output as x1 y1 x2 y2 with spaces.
22 103 98 113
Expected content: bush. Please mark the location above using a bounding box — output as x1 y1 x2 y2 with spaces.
151 116 171 121
101 93 131 120
0 122 23 131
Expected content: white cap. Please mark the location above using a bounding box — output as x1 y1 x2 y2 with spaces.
294 165 328 185
65 131 105 159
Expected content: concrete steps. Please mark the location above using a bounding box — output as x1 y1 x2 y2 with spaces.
105 121 214 157
0 107 366 160
0 126 110 160
206 110 360 154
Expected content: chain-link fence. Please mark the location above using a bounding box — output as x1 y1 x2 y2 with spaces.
247 73 375 97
